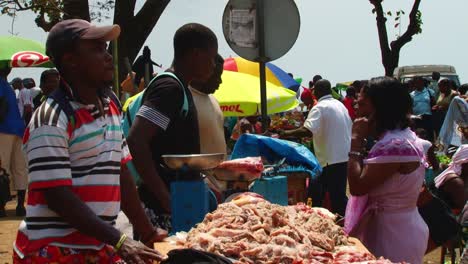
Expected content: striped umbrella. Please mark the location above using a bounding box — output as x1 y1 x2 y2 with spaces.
0 36 54 69
224 57 300 92
214 71 299 117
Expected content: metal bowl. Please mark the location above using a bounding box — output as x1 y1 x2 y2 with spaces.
162 153 226 171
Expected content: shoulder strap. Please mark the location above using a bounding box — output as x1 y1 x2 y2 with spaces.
426 88 434 99
144 72 189 118
49 88 75 129
124 108 132 128
48 88 76 139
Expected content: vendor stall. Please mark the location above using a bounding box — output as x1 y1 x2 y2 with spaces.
154 194 399 264
156 135 403 263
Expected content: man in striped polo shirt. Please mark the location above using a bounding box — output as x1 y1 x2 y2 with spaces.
13 19 166 263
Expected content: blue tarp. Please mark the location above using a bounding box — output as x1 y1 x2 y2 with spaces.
231 134 322 179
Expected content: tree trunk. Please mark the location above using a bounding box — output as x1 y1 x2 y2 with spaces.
113 0 170 85
384 52 399 77
371 0 422 77
370 0 392 76
63 0 91 21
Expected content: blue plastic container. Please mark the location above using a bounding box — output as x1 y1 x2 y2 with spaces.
250 176 288 206
171 181 209 232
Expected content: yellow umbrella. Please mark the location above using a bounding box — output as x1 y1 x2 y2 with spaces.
214 71 299 117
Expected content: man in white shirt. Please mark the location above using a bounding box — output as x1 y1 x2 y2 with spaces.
189 54 226 154
10 78 22 110
428 71 441 99
18 81 33 123
281 79 352 216
23 78 42 102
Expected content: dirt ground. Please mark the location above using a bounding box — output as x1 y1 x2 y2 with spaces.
0 200 454 264
0 201 23 264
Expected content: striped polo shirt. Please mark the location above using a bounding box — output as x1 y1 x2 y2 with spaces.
14 87 131 257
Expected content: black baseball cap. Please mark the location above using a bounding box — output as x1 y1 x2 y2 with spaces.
46 19 121 64
10 77 22 86
23 78 36 87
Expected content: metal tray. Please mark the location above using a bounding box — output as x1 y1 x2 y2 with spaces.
162 153 226 171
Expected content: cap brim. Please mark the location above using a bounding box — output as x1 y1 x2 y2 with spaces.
81 24 121 41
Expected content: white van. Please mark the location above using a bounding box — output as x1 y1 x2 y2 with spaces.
394 65 461 86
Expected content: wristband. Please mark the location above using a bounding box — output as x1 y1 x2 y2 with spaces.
114 233 127 251
348 151 364 159
351 137 367 145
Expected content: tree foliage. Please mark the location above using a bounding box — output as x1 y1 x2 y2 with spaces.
370 0 423 76
1 0 117 32
2 0 170 84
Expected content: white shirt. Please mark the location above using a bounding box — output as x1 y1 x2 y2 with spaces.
189 86 227 154
30 87 41 99
15 89 20 110
18 88 32 117
304 95 352 167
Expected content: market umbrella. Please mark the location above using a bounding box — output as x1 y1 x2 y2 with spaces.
335 81 353 91
294 77 303 86
224 57 300 92
0 36 53 69
214 71 299 117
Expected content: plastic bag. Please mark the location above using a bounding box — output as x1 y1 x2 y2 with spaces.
344 195 368 234
231 134 322 178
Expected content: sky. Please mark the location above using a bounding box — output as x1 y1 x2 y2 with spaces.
1 0 468 86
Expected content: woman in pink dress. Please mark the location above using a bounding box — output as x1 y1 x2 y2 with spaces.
346 77 429 263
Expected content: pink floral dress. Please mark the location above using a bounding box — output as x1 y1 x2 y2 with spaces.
347 128 429 264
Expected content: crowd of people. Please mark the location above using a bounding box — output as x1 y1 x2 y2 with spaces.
0 18 467 264
279 74 468 263
0 66 60 218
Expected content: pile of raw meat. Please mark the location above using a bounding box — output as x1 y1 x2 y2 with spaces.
183 194 401 264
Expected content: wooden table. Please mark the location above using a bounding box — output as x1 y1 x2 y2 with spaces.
154 241 181 256
154 237 370 257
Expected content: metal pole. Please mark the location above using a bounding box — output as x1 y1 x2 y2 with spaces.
123 57 138 94
112 39 119 97
259 62 268 131
144 63 150 86
257 0 268 131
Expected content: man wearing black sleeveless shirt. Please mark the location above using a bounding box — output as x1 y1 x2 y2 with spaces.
127 23 218 232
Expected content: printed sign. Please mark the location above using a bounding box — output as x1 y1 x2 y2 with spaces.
229 8 257 48
220 104 245 114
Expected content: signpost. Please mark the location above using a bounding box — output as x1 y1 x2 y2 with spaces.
222 0 300 130
112 39 120 97
256 0 268 131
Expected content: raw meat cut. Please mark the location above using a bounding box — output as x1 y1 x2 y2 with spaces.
217 157 264 175
333 247 376 263
183 196 403 264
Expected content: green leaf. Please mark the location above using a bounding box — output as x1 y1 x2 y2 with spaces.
396 11 401 16
387 11 392 16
